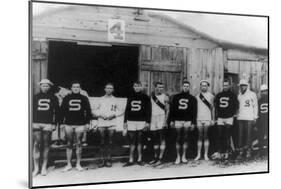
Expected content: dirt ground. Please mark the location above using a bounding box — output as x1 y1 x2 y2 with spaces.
33 158 268 187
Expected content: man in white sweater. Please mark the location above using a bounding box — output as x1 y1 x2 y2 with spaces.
236 79 258 159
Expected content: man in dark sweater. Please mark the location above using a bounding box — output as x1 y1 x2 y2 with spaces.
32 79 59 177
123 81 151 166
257 84 268 154
59 81 92 172
214 80 238 160
169 81 197 164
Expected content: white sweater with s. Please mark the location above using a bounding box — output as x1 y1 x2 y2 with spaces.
237 89 258 121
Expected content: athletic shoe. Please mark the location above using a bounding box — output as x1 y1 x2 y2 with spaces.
75 165 85 171
82 142 88 147
148 158 159 165
236 152 243 160
174 156 181 164
153 160 164 166
182 156 188 163
62 164 72 172
105 160 112 167
204 155 210 161
40 168 47 176
137 161 145 166
211 152 221 160
246 150 251 159
98 160 106 168
123 162 134 167
32 169 39 177
194 155 201 161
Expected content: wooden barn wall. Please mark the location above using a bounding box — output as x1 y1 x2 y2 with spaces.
139 46 184 95
224 49 268 93
140 46 224 96
32 40 48 94
33 7 217 49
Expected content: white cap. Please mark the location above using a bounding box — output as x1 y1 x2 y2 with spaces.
260 84 268 91
238 79 248 86
200 80 210 86
39 79 53 86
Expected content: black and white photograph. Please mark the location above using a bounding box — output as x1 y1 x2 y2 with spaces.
29 1 269 188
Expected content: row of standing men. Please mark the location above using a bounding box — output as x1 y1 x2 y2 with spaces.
32 78 268 176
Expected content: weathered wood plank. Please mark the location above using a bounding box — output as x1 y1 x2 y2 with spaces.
227 49 259 61
139 70 150 94
32 60 41 94
34 9 202 39
32 41 49 94
33 25 218 49
141 61 182 72
227 60 240 74
261 62 268 85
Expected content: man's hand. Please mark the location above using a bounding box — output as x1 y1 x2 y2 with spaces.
123 122 128 136
190 124 195 131
85 124 90 131
106 114 116 120
163 121 168 129
60 124 66 130
52 124 57 131
211 120 216 126
170 121 175 129
143 122 150 131
99 114 107 120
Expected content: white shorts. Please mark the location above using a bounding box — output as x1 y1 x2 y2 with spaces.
217 117 234 125
197 120 212 127
127 121 146 131
64 125 86 133
33 123 53 132
97 118 116 129
175 121 192 129
150 114 165 131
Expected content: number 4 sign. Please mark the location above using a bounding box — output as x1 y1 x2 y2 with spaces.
108 19 125 42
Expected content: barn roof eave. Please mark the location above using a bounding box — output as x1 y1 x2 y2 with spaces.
148 12 268 55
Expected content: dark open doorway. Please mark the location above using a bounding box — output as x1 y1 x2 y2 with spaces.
48 41 139 97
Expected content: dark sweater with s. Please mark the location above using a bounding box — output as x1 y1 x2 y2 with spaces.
33 92 59 124
59 93 92 125
214 90 238 119
258 95 268 121
169 92 197 124
124 92 151 123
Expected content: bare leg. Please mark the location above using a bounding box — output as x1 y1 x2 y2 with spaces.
159 130 166 161
203 125 210 160
195 126 203 161
175 128 182 164
41 131 52 176
137 131 143 162
152 131 160 160
82 130 87 146
128 131 136 163
33 131 41 177
182 127 188 163
75 129 84 171
63 126 74 172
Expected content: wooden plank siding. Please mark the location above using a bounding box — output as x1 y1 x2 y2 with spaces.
139 46 224 96
32 40 49 94
224 49 268 93
184 48 223 95
139 45 184 95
